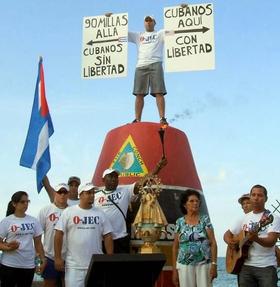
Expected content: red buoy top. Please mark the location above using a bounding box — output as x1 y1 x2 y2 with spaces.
92 122 202 190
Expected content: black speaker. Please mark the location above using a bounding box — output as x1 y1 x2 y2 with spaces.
85 253 166 287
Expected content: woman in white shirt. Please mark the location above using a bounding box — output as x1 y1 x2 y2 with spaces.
0 191 45 287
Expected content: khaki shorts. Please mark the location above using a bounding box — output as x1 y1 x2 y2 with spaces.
133 62 167 97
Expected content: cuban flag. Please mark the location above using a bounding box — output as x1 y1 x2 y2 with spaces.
20 57 54 192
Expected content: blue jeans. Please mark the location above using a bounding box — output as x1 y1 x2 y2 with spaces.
239 265 278 287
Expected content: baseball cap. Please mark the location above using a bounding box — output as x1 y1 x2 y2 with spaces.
144 15 156 24
54 183 69 192
102 168 120 178
78 182 96 196
238 193 250 204
68 176 81 185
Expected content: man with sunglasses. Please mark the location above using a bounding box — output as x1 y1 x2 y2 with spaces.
128 15 170 125
38 183 69 287
43 175 81 206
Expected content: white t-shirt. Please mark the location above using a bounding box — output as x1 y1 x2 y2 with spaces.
67 199 79 206
230 211 280 267
38 203 67 260
0 214 43 268
55 205 112 269
128 30 165 67
94 184 135 240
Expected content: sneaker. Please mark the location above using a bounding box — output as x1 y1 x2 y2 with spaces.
132 119 140 123
160 117 168 125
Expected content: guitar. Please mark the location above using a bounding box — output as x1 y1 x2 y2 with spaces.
226 212 273 274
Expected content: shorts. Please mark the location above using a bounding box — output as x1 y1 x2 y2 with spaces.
133 62 167 97
41 257 64 280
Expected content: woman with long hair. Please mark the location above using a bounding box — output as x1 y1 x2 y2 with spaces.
172 189 218 287
0 191 46 287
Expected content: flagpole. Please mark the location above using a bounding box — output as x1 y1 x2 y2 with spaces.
20 57 54 193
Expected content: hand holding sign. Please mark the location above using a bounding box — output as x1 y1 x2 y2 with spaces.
164 3 215 72
82 13 128 79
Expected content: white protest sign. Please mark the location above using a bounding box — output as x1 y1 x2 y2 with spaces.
81 13 128 79
164 3 215 72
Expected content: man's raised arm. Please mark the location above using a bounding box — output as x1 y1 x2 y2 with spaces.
42 175 55 202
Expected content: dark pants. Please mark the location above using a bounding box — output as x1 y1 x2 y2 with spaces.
0 264 35 287
103 235 130 254
239 265 278 287
113 235 130 253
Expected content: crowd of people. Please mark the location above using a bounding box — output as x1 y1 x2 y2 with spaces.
1 12 280 287
1 169 280 287
171 184 280 287
0 157 167 287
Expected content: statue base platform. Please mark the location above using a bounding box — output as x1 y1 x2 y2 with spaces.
139 242 161 254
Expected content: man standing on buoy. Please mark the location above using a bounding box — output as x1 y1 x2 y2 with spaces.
128 16 169 125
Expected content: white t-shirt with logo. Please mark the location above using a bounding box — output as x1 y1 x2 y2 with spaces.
0 214 43 268
94 184 135 240
230 211 280 267
128 30 165 67
38 203 67 260
55 205 112 269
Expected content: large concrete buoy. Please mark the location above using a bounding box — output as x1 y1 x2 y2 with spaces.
92 122 208 286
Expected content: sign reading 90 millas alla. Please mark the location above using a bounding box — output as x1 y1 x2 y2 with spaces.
164 3 215 72
81 13 128 79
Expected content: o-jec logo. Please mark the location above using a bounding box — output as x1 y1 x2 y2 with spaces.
10 223 35 233
49 213 59 222
98 192 122 205
98 197 106 204
73 216 100 225
11 225 19 232
140 34 157 43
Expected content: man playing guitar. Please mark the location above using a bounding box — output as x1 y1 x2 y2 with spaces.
224 184 280 287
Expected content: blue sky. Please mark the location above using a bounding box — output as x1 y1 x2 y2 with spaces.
0 0 280 256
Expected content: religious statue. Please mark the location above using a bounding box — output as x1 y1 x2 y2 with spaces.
133 174 167 253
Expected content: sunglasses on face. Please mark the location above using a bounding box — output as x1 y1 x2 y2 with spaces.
57 190 68 195
83 190 95 195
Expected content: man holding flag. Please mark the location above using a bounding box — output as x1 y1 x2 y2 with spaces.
20 57 54 193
